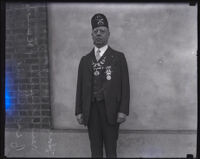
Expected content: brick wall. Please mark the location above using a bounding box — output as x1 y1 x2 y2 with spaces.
5 2 51 129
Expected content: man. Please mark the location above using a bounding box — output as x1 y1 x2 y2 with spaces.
75 13 130 158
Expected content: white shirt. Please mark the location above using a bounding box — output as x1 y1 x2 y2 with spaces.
94 45 108 58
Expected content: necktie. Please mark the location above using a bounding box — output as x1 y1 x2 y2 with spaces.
96 49 101 61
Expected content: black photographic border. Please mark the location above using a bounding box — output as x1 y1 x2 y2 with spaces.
0 0 199 158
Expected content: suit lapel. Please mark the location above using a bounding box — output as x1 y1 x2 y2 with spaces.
103 46 116 67
87 49 95 73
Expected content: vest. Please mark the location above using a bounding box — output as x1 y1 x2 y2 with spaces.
92 52 108 101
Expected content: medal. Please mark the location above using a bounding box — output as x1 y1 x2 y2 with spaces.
92 56 106 77
94 70 100 76
105 66 112 80
106 75 111 80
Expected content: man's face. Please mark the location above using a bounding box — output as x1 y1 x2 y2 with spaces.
91 26 110 48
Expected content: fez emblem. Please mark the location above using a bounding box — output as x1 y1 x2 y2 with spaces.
95 15 104 25
105 66 112 80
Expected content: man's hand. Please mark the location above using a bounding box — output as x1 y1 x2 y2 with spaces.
117 112 127 124
76 113 84 125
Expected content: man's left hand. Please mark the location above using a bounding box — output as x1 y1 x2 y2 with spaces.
117 112 127 124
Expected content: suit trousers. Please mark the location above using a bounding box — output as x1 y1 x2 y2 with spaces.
87 100 119 158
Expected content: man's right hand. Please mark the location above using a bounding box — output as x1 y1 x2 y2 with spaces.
76 113 84 125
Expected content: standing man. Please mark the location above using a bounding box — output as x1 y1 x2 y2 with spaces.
75 13 130 158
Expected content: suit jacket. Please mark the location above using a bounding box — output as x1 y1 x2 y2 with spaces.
75 46 130 125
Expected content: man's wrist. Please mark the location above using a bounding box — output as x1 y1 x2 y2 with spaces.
118 112 127 118
76 113 82 119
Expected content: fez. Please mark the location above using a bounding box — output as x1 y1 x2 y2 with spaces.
91 13 109 29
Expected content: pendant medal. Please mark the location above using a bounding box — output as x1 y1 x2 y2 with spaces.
106 75 111 80
94 70 100 76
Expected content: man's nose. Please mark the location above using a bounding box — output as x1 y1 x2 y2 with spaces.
96 30 101 35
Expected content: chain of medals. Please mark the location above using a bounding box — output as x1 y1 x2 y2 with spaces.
92 56 112 80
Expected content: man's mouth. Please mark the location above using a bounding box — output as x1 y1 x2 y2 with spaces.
96 38 102 41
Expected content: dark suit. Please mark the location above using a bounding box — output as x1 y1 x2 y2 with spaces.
75 46 130 157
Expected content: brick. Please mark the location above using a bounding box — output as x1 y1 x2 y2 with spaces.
18 97 27 104
14 22 27 30
41 90 49 96
14 38 27 44
5 104 16 110
32 97 40 103
14 54 30 59
6 117 15 123
14 9 27 18
7 91 17 97
17 78 31 83
41 84 48 89
29 53 39 58
6 66 13 72
40 78 48 83
5 81 15 87
27 97 33 103
19 123 31 128
5 123 18 128
15 34 27 42
25 59 39 64
5 84 17 90
6 35 15 42
31 124 41 128
6 41 14 48
13 28 27 34
16 104 28 109
6 30 15 35
20 111 32 116
39 58 48 64
32 118 40 123
6 54 12 59
14 47 27 54
32 111 40 116
5 83 17 91
16 66 30 71
31 71 40 77
42 117 50 123
37 44 47 52
17 72 32 78
31 65 39 70
40 65 48 69
41 104 50 109
31 78 39 83
31 90 41 96
6 72 16 78
9 98 17 104
41 124 50 128
24 104 33 108
42 111 50 116
31 84 40 89
32 104 40 109
18 84 31 91
7 3 26 9
6 110 18 116
41 97 49 103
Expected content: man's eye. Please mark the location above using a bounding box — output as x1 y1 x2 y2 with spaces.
94 30 105 34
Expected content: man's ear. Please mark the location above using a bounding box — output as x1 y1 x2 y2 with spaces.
91 31 94 37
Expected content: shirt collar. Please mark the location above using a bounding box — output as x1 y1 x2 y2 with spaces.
94 45 108 57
